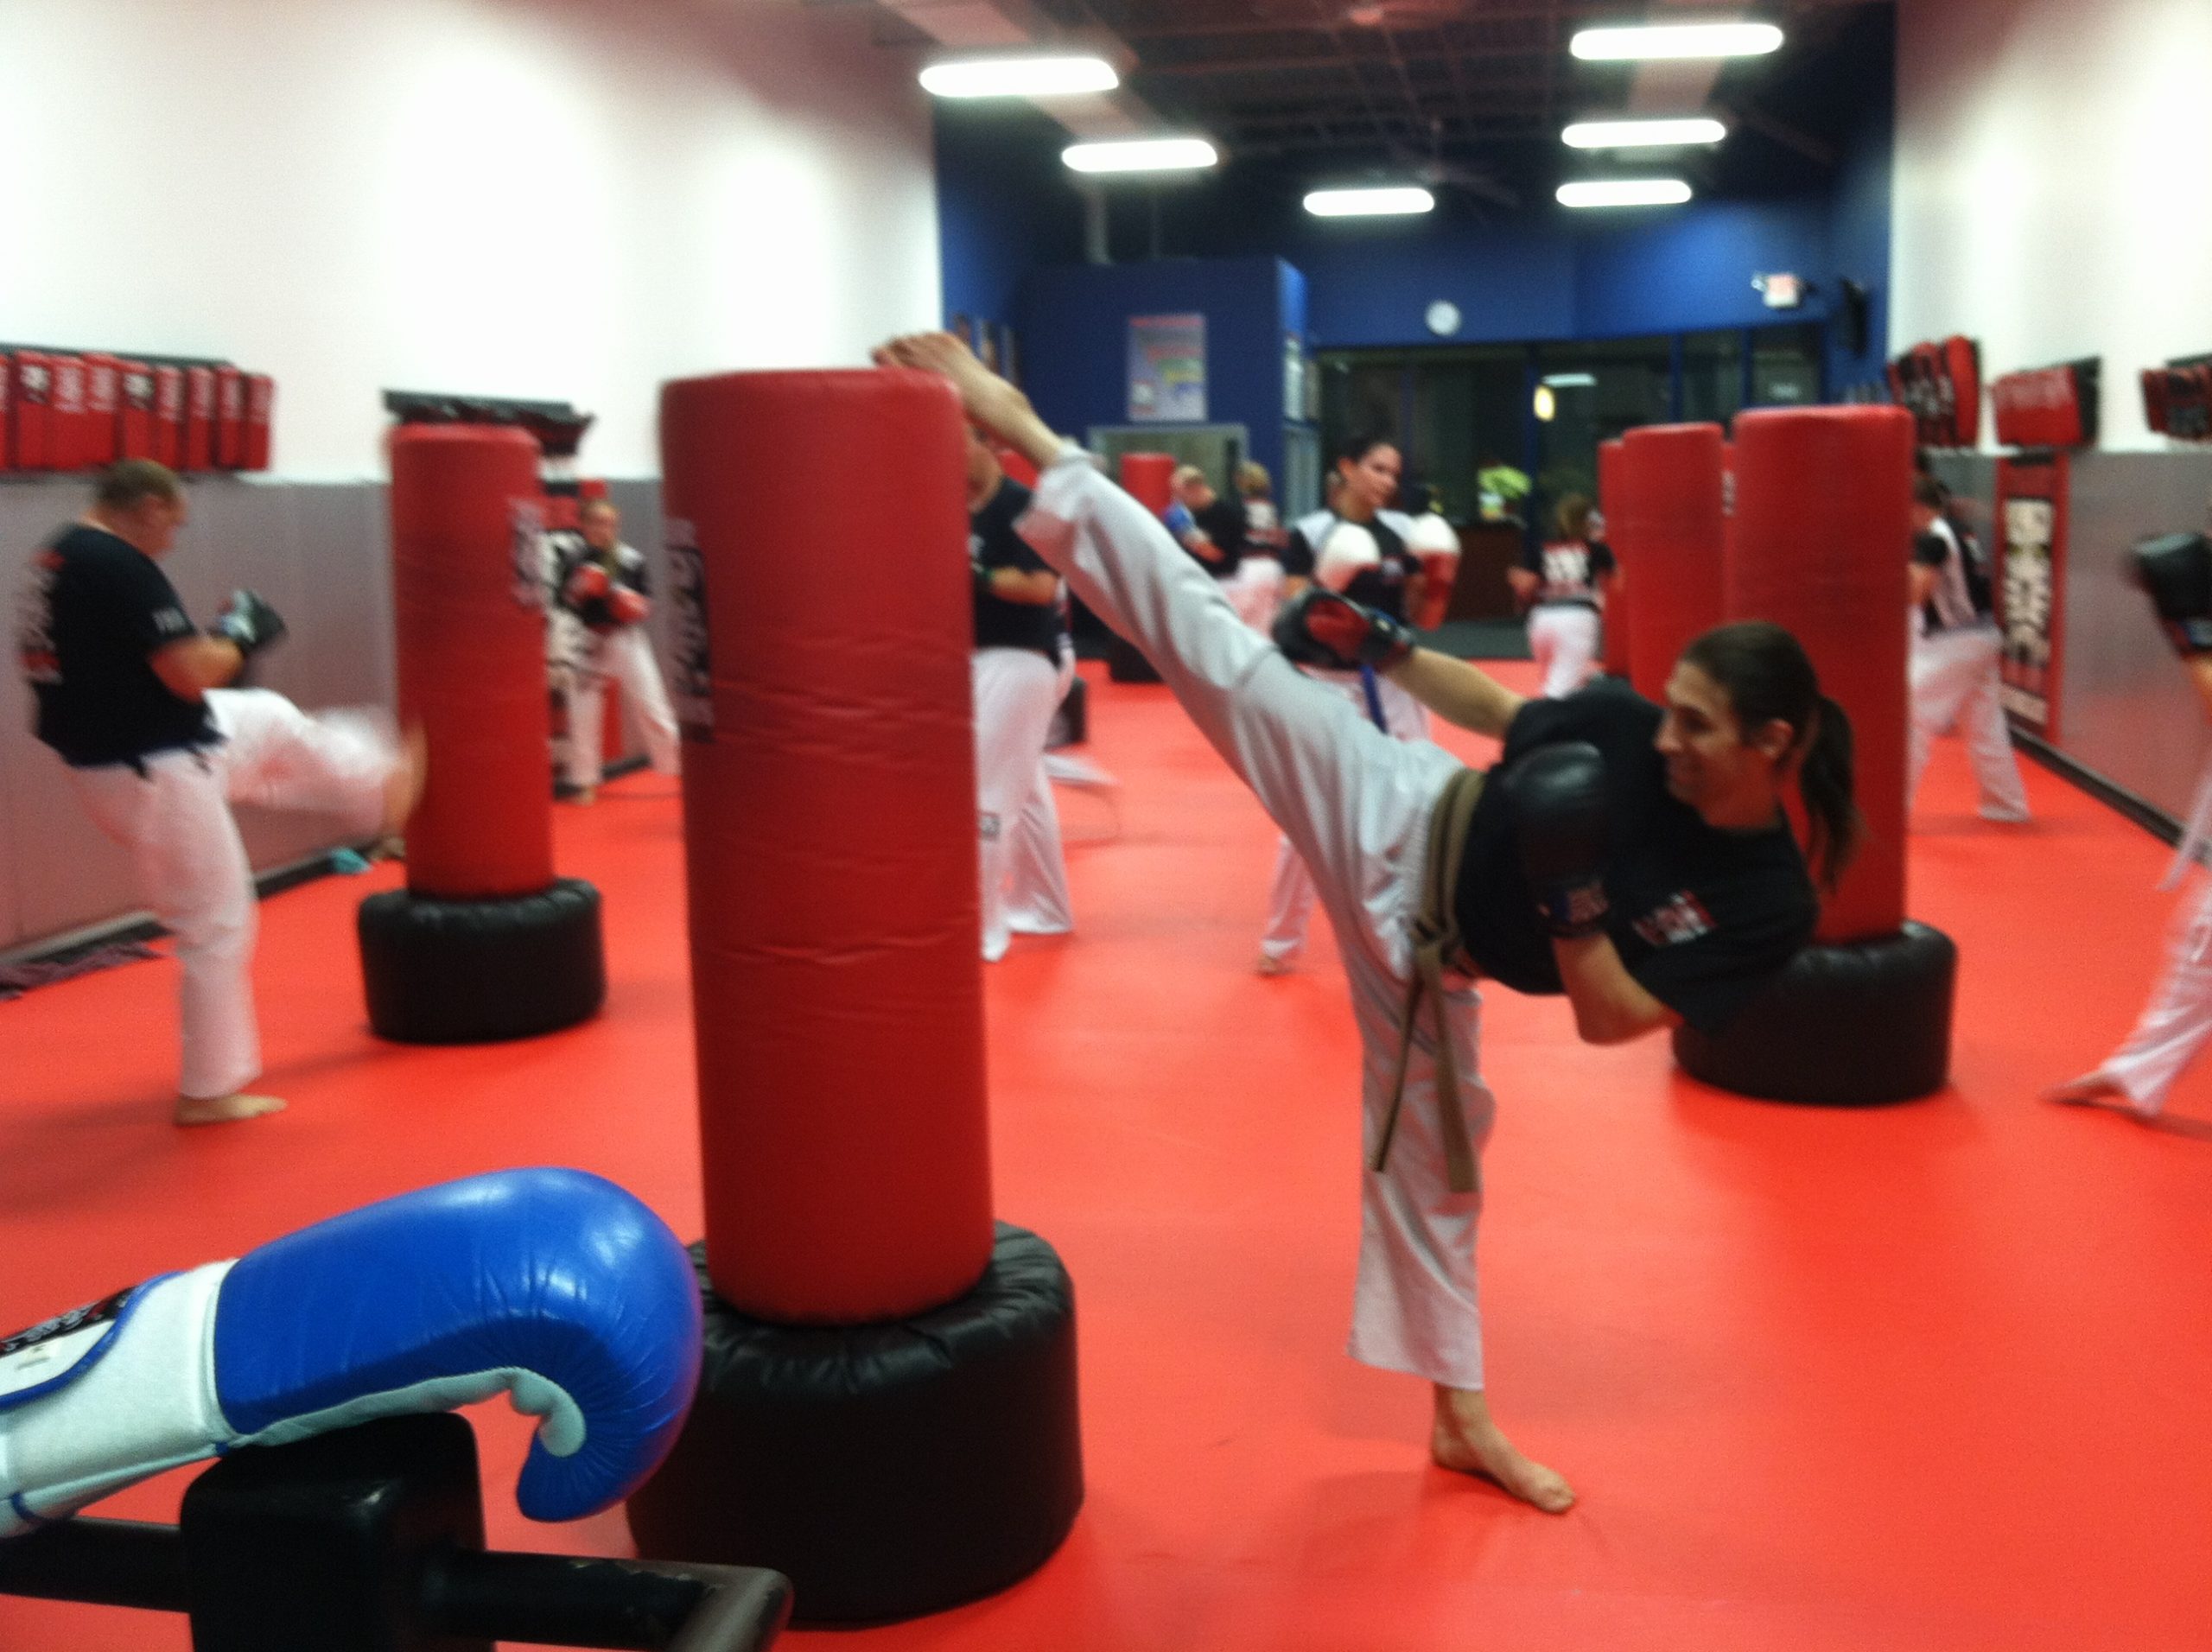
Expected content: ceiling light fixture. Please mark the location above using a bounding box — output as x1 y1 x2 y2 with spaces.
918 54 1118 99
1303 186 1436 218
1062 137 1219 175
1557 178 1694 208
1569 22 1784 61
1562 117 1728 149
1541 372 1599 388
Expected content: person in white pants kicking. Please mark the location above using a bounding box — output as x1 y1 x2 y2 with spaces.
2050 531 2212 1118
967 428 1069 962
554 499 679 804
17 461 422 1126
1507 494 1614 700
880 330 1856 1515
1906 475 2030 823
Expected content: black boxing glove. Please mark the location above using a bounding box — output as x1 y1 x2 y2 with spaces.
1500 741 1611 938
1272 587 1415 673
2126 532 2212 656
210 588 287 658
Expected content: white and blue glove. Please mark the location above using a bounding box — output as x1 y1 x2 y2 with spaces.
0 1168 702 1537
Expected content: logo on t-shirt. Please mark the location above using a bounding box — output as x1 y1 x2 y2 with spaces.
1632 891 1714 948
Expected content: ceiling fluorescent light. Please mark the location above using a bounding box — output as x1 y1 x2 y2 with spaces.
1304 186 1435 218
1557 178 1694 208
919 55 1118 99
1063 137 1219 175
1570 22 1784 60
1562 117 1727 149
1541 372 1599 388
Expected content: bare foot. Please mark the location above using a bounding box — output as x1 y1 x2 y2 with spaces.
382 722 429 836
1255 950 1297 976
2043 1073 2155 1118
1430 1385 1575 1514
874 332 1061 470
569 786 597 806
175 1092 287 1127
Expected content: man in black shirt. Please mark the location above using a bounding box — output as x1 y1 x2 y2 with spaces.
17 461 423 1126
876 331 1858 1519
967 429 1068 962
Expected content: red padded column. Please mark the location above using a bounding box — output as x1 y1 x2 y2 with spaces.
390 425 555 899
663 369 993 1325
1120 452 1175 515
1597 438 1630 680
1726 406 1914 943
1618 423 1726 702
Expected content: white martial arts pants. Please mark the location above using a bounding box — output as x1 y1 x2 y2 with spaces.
1003 643 1077 939
1260 670 1432 969
974 645 1064 962
1019 448 1494 1391
1225 556 1286 632
1908 626 2030 821
2088 874 2212 1115
63 689 398 1102
563 626 679 791
1528 604 1601 700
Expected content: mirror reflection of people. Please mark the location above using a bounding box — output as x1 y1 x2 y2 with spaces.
553 499 679 805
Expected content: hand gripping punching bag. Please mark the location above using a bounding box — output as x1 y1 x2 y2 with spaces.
1617 423 1726 702
355 423 606 1042
625 370 1082 1626
1672 404 1956 1105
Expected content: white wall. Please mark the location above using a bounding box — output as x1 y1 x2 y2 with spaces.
1891 0 2212 450
0 0 943 477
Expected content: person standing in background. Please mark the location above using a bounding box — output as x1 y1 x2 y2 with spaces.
1508 495 1614 700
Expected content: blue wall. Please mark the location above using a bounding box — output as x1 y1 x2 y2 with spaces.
935 104 1084 330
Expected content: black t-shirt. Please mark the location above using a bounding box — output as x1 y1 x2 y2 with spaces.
1454 680 1817 1033
1521 537 1617 607
1286 511 1419 620
1189 497 1248 581
971 480 1058 659
21 525 215 766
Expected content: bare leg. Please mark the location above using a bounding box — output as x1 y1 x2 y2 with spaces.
1431 1385 1574 1514
175 1092 287 1127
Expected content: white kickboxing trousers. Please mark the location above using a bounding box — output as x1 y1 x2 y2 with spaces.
1003 641 1077 939
1528 604 1602 700
1259 670 1432 970
1019 448 1494 1390
2090 874 2212 1115
974 645 1063 963
1907 626 2030 821
1225 556 1286 632
62 689 398 1102
563 626 679 791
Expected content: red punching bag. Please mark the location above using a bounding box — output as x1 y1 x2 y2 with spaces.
1727 406 1915 942
1121 452 1175 515
662 369 994 1325
1618 423 1726 702
389 424 556 901
1596 438 1630 680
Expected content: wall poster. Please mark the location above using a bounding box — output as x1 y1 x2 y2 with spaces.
1994 452 2069 739
1128 314 1206 423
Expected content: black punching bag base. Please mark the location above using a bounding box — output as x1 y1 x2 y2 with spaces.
1674 919 1957 1106
626 1223 1084 1627
357 878 605 1044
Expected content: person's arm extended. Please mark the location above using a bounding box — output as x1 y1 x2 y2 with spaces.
982 568 1059 605
149 635 245 702
1386 649 1526 738
1551 933 1679 1045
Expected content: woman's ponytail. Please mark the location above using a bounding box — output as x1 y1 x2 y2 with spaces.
1799 692 1864 891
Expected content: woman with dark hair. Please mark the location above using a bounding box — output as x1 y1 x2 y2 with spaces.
874 331 1859 1516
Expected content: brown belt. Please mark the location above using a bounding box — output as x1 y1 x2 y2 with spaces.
1371 766 1484 1194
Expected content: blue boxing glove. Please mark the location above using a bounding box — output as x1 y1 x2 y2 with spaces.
0 1168 701 1537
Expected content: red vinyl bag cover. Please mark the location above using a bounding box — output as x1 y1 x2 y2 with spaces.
13 353 54 471
151 366 185 467
243 373 274 470
661 368 994 1325
0 353 12 472
995 445 1040 487
182 366 216 470
117 361 155 461
1119 452 1176 515
80 353 119 467
1726 405 1914 942
213 366 245 468
390 424 556 900
49 355 88 471
1617 423 1726 702
1597 438 1630 679
1942 335 1980 448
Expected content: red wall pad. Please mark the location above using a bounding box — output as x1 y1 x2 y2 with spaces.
1675 403 1956 1107
1617 423 1725 702
631 371 1082 1624
1597 438 1630 681
356 423 605 1045
662 368 993 1326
